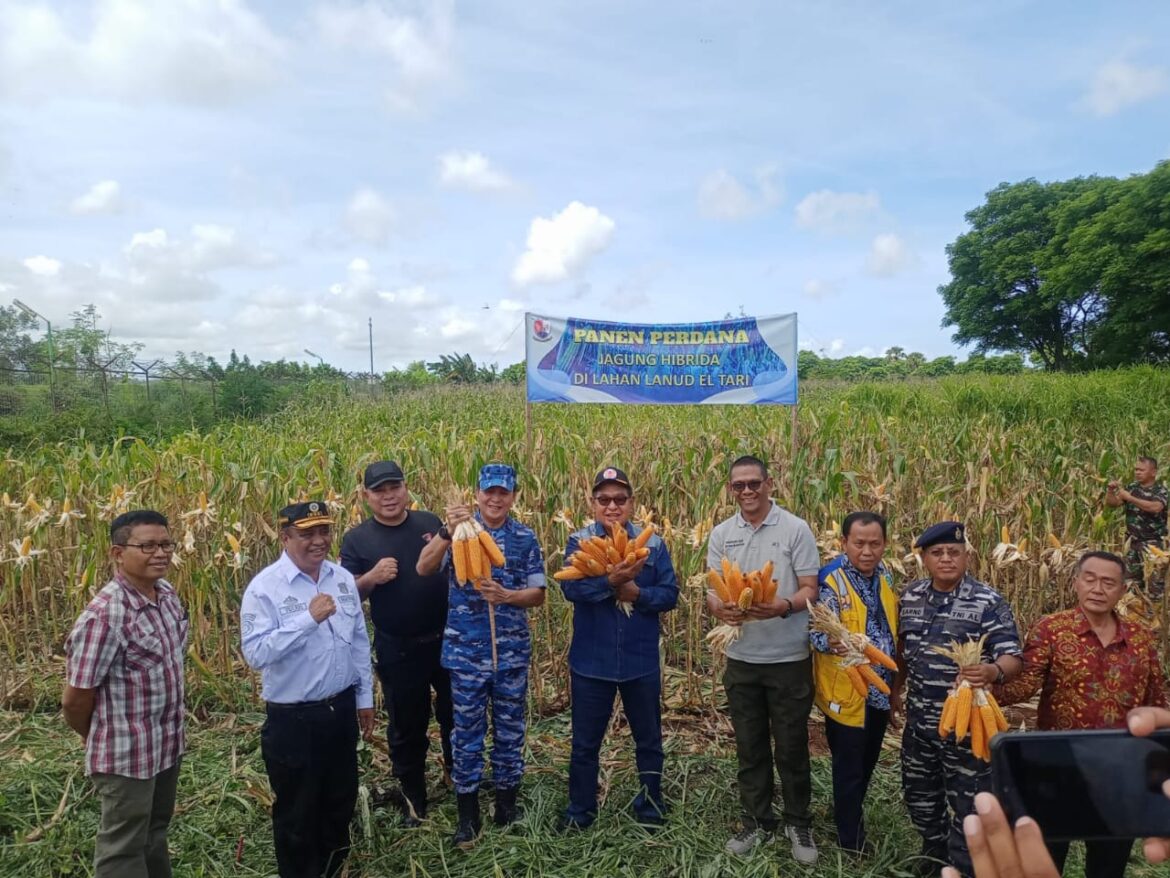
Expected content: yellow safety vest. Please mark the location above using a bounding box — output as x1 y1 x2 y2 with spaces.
812 564 898 728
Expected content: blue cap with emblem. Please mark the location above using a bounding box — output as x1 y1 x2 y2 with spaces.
478 462 517 492
914 520 966 549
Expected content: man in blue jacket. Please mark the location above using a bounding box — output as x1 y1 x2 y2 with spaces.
559 466 679 830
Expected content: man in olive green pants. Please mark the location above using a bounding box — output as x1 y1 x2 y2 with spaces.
91 764 182 875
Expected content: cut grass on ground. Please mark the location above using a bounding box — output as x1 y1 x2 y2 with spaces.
1 709 1147 878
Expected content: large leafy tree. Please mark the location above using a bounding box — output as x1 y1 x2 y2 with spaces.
939 176 1105 370
939 163 1170 369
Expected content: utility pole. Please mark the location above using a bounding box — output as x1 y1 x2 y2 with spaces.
368 317 375 382
13 299 56 409
303 348 324 366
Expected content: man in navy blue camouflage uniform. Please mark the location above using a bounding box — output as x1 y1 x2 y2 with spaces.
417 463 546 849
559 466 679 831
894 521 1023 878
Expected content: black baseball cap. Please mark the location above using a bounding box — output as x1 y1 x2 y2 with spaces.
364 460 405 489
592 466 632 493
278 501 332 530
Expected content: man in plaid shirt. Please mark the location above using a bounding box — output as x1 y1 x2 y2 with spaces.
63 510 187 878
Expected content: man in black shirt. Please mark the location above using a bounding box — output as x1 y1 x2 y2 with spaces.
340 460 453 825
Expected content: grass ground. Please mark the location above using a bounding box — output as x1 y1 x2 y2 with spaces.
1 706 1153 878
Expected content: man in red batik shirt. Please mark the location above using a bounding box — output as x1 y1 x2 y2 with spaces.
996 550 1167 878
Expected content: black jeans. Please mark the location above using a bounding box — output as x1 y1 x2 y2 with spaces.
724 657 814 830
373 631 453 802
1047 839 1134 878
824 704 890 850
261 687 358 878
566 671 665 826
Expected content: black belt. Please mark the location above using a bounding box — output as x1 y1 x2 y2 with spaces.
266 685 355 711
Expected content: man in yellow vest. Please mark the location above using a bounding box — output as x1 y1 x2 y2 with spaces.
810 511 898 855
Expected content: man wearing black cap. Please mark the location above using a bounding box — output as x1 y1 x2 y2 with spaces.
559 466 679 830
241 501 374 878
339 461 453 825
895 521 1023 878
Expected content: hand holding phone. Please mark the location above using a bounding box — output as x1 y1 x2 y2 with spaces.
1129 706 1170 864
941 792 1059 878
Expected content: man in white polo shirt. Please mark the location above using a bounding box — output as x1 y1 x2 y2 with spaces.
706 454 821 865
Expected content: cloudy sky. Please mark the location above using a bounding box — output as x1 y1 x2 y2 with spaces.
1 0 1168 371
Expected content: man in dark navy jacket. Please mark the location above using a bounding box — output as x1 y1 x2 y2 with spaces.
558 466 679 830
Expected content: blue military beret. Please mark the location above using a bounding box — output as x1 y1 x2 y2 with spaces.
914 521 965 549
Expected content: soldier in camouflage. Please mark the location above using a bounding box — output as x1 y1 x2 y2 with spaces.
416 463 546 850
894 521 1023 878
1106 456 1168 596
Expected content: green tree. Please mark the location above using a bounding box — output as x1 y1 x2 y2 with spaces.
939 176 1106 370
501 362 526 384
0 305 37 370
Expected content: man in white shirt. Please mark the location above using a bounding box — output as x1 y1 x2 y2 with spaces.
241 501 374 878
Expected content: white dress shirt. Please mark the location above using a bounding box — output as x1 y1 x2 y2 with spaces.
240 552 373 709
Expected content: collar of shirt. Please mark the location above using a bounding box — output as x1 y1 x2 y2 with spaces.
1073 607 1128 646
733 500 781 530
112 570 174 607
276 551 334 587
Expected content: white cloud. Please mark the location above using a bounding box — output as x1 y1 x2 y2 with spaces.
829 338 846 355
1084 60 1169 117
0 0 285 104
69 180 123 215
867 232 913 277
802 279 838 300
794 190 881 233
438 150 513 192
512 201 615 287
23 255 61 276
344 188 396 245
697 166 782 220
314 0 455 110
123 224 277 288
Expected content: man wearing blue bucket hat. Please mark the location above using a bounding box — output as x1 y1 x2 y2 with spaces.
418 462 546 849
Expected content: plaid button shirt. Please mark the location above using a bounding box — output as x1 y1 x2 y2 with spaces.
65 574 188 778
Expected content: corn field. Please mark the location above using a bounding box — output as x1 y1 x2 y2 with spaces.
3 368 1169 714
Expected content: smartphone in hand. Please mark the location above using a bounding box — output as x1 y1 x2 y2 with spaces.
991 729 1170 841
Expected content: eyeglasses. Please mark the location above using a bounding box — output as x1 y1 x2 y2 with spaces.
729 480 765 494
120 541 177 554
593 495 631 507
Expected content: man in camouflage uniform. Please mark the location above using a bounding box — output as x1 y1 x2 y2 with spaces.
895 521 1023 878
417 463 546 849
1106 455 1168 596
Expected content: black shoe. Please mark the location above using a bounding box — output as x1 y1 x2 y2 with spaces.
913 844 948 878
493 786 521 827
400 781 427 827
557 814 590 833
452 792 481 850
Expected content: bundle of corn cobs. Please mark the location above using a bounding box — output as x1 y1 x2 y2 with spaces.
808 601 898 696
552 524 655 615
450 519 506 587
705 559 780 651
933 635 1010 762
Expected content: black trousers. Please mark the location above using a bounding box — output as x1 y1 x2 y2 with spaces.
824 704 890 851
373 631 453 805
261 687 359 878
1048 838 1134 878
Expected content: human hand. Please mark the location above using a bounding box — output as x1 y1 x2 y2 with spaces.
1128 706 1170 864
445 504 472 527
940 791 1059 878
367 556 398 586
606 555 646 587
308 593 336 623
745 597 791 620
828 637 850 657
614 579 640 604
476 579 511 606
358 708 375 742
889 688 904 730
957 663 998 689
708 592 745 625
1107 480 1120 492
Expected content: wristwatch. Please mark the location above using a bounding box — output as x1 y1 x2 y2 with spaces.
438 525 451 541
780 598 793 619
993 662 1005 685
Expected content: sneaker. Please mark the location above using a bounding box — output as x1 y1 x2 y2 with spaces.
725 825 773 855
785 824 818 866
